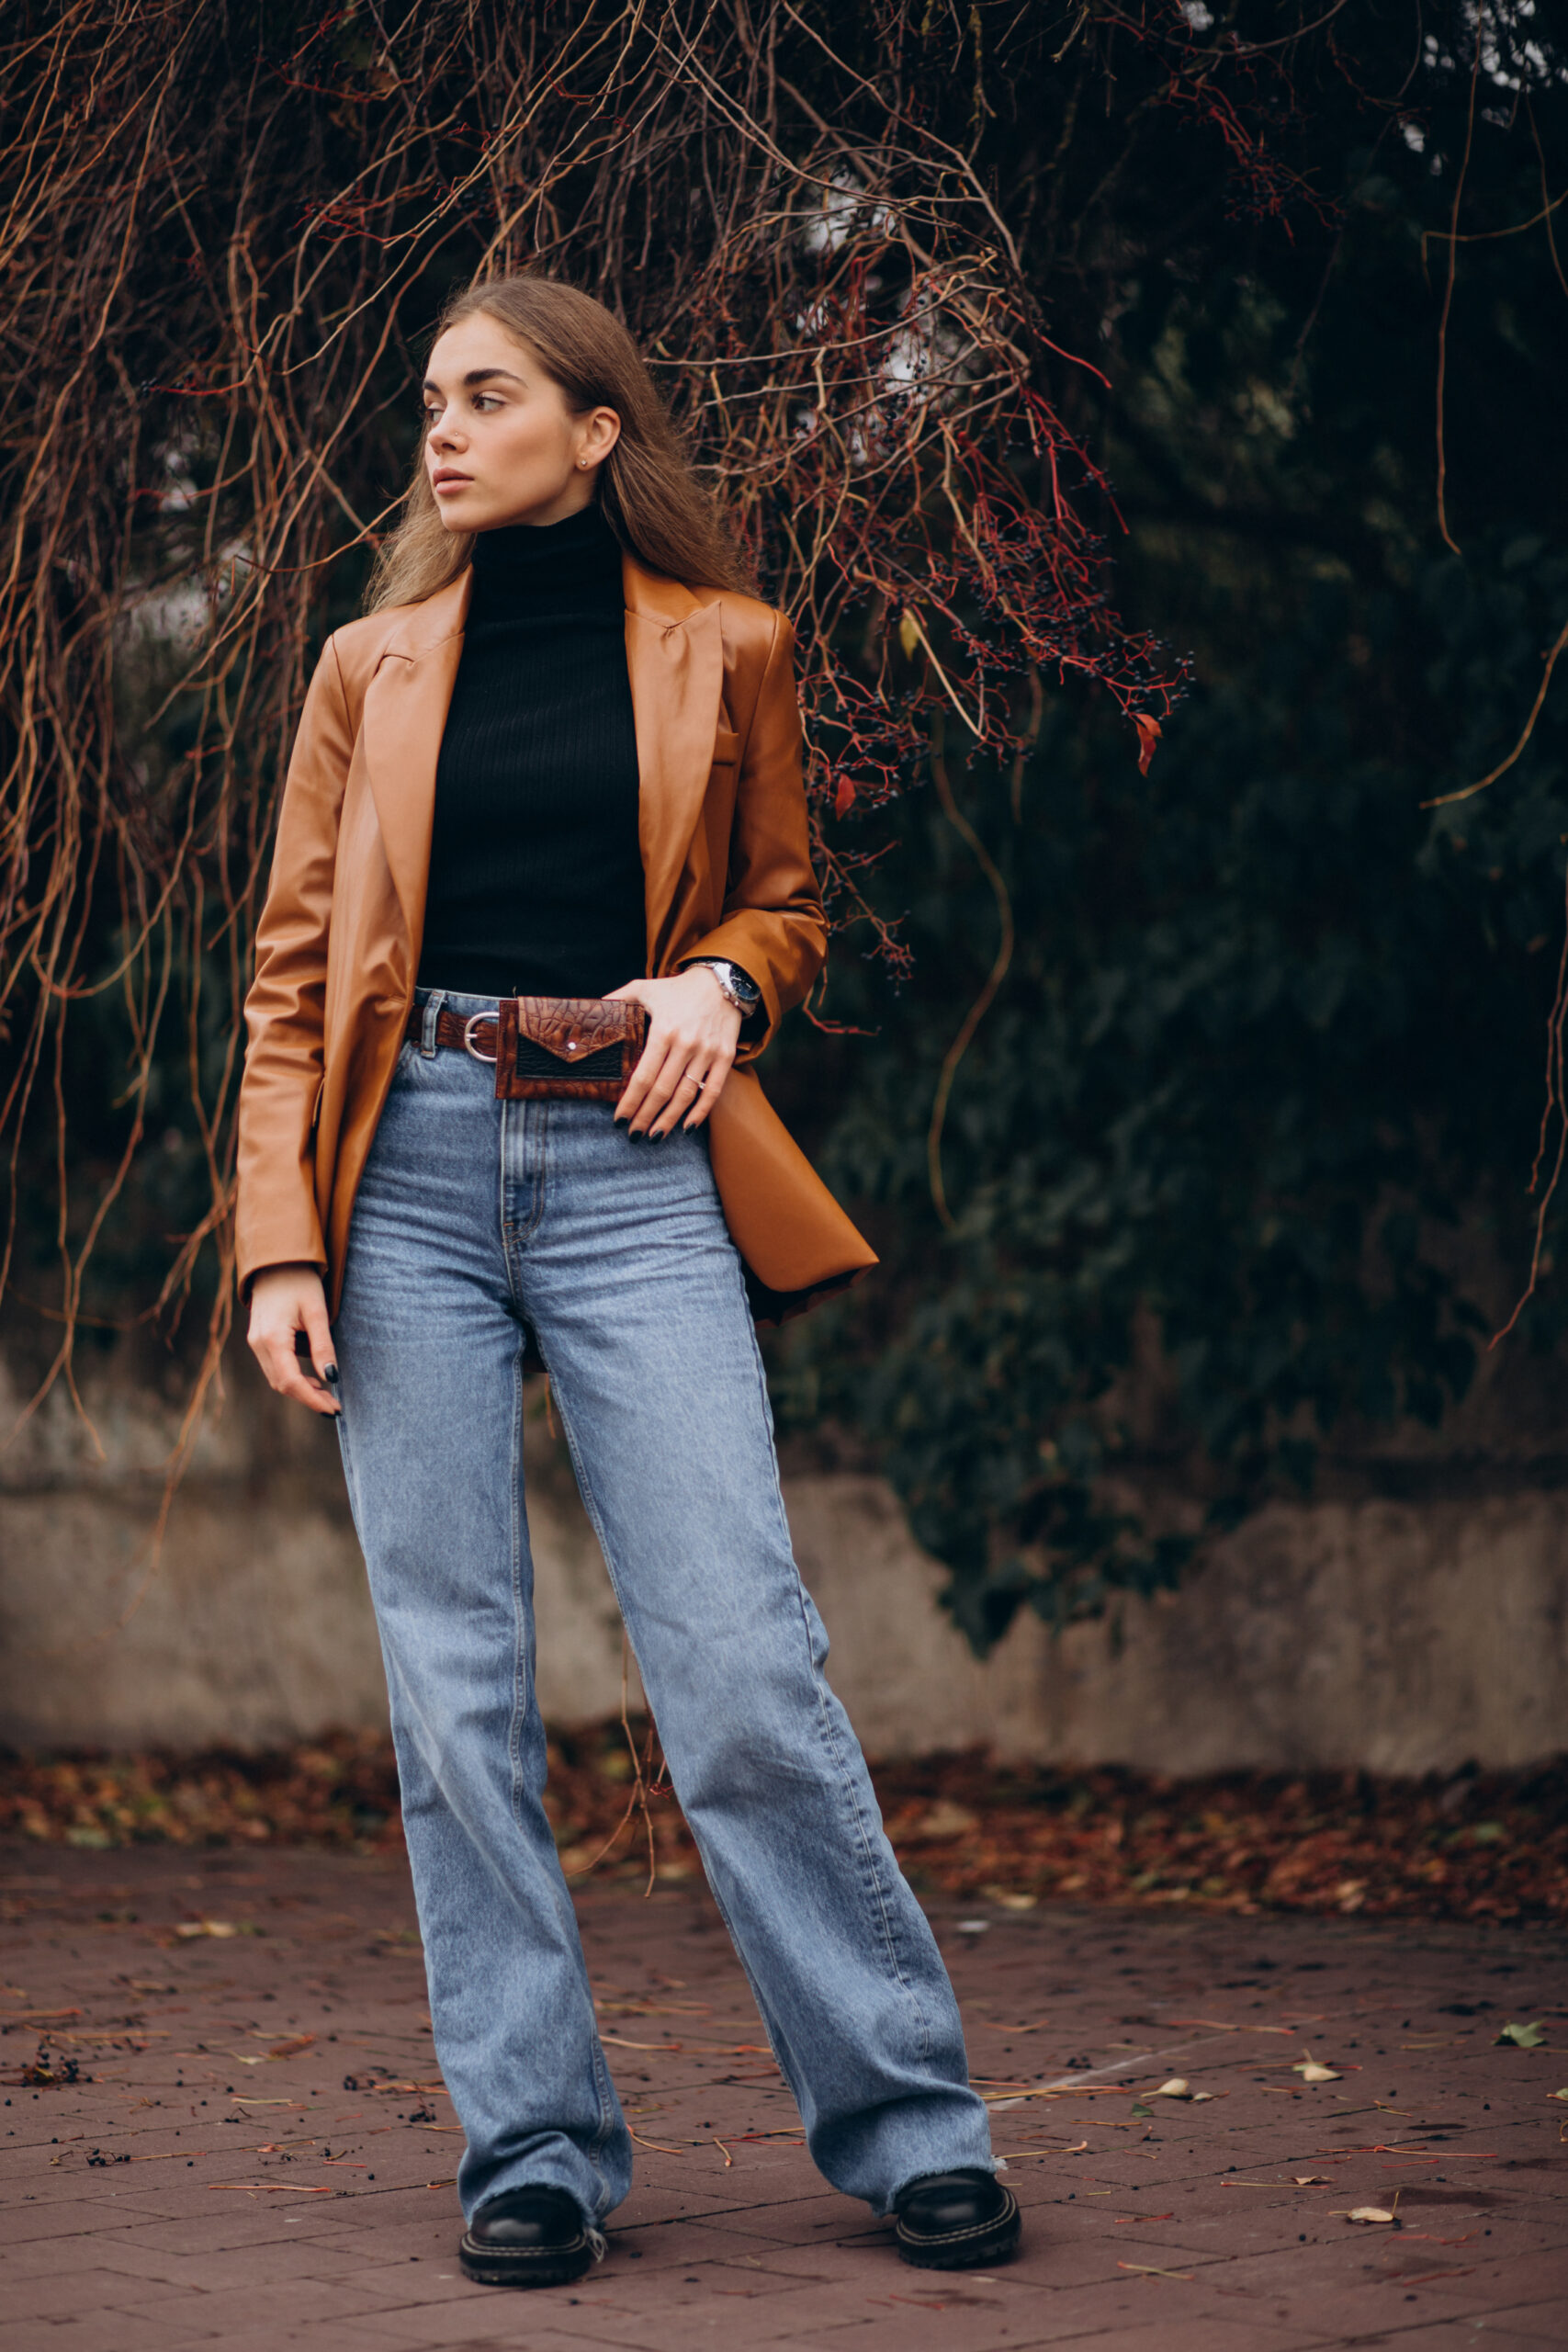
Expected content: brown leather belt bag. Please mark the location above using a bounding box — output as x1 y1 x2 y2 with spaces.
406 995 649 1102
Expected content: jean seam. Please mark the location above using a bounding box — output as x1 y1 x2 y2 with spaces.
527 1387 641 2214
506 1341 529 1836
553 1269 937 2120
500 1097 548 1253
738 1301 937 2067
543 1377 808 2171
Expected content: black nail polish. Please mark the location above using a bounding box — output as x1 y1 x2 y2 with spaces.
323 1364 339 1386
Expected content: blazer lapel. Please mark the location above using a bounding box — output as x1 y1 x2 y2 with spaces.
359 570 470 955
623 554 725 963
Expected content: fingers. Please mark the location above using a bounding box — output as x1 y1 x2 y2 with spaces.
276 1345 341 1417
614 1028 665 1133
252 1329 339 1416
622 1037 734 1137
676 1063 720 1135
612 971 741 1135
652 1061 709 1140
300 1290 339 1404
247 1270 340 1419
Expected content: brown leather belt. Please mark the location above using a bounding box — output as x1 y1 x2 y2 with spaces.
405 994 649 1102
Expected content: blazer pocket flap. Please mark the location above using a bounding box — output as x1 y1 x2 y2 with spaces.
711 728 741 766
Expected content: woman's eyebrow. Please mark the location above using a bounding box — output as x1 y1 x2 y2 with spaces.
421 367 527 393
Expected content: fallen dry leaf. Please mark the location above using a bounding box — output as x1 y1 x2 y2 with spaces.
6 1728 1567 1930
173 1919 237 1940
1294 2056 1341 2082
919 1801 980 1840
1495 2020 1545 2049
1341 2206 1399 2225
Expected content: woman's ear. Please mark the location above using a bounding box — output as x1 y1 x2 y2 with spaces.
580 406 621 469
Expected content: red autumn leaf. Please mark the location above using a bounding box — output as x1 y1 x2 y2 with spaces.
833 775 857 818
1134 714 1162 775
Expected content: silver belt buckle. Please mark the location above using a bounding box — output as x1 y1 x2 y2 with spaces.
462 1012 499 1064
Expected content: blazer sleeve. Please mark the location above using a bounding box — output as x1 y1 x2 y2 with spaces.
680 609 827 1054
233 636 354 1297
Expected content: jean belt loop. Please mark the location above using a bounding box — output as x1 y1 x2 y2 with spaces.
420 989 446 1057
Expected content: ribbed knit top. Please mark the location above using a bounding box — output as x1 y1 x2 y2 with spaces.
415 503 646 1002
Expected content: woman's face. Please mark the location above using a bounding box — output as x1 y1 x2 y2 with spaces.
422 313 621 533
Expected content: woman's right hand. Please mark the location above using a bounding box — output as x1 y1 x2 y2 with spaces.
247 1263 341 1417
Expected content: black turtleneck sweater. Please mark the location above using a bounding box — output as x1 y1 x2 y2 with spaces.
416 503 646 1001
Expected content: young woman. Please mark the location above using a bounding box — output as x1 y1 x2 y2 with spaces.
238 274 1019 2290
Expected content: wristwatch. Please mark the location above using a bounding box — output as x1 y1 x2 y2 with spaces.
683 957 762 1015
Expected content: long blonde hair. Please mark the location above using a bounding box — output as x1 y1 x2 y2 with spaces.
365 276 751 610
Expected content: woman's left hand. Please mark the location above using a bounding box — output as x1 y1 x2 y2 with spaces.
608 967 743 1137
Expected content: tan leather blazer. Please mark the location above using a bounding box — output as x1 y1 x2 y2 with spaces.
235 551 876 1320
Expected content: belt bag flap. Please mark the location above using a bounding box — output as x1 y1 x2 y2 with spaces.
494 995 649 1102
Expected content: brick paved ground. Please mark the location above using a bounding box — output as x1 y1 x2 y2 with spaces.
2 1847 1564 2350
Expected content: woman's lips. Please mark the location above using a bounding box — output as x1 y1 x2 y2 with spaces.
432 471 471 493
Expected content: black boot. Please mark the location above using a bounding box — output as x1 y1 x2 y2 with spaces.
892 2168 1021 2269
458 2184 600 2288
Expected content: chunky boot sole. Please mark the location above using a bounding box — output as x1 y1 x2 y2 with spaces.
895 2184 1021 2270
457 2233 596 2289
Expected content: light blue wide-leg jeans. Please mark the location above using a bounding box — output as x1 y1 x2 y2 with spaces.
331 989 994 2227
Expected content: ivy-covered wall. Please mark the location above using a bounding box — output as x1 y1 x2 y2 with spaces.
761 12 1568 1641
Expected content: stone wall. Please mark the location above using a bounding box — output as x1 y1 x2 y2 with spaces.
2 1338 1564 1770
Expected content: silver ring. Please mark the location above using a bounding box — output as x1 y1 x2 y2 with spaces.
463 1012 499 1064
684 1068 707 1089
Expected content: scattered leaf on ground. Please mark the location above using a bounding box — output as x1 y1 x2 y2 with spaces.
6 1731 1567 1928
1495 2020 1545 2048
1294 2056 1341 2082
1342 2207 1399 2225
919 1801 979 1840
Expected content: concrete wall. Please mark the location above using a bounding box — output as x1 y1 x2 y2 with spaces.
1 1339 1564 1770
